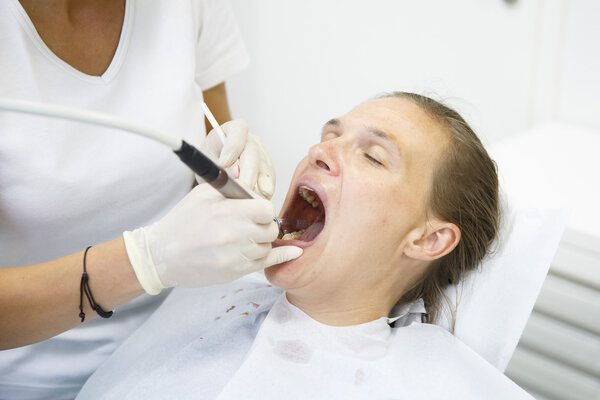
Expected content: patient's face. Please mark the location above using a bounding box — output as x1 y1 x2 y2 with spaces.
268 97 447 302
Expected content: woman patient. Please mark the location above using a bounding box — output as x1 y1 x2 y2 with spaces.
77 93 532 399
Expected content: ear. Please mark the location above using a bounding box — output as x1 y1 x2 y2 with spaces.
403 221 461 261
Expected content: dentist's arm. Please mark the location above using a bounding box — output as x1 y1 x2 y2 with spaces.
0 96 300 349
0 186 302 350
0 239 143 350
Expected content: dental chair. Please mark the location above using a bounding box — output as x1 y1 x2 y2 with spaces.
488 123 600 399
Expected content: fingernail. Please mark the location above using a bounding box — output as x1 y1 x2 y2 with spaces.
226 164 240 178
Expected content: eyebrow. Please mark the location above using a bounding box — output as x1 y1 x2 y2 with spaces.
322 118 341 131
321 118 400 155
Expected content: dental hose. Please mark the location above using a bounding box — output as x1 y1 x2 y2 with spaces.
0 98 282 233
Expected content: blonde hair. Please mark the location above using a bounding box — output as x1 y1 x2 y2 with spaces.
379 92 500 329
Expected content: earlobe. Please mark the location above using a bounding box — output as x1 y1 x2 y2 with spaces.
404 222 461 261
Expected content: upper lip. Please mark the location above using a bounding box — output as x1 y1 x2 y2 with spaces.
291 175 328 215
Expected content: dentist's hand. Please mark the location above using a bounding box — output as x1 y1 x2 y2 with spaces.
201 119 276 198
123 184 302 295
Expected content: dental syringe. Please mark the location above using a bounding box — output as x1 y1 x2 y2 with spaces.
0 97 283 234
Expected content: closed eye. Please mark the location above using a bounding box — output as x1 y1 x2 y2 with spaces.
363 152 383 166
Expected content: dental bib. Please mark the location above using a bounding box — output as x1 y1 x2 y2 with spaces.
216 292 531 400
77 277 531 399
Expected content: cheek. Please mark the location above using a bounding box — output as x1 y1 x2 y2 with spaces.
280 158 310 212
336 182 394 236
336 180 414 247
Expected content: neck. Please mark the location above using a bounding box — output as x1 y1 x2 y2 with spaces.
285 290 395 326
283 256 427 326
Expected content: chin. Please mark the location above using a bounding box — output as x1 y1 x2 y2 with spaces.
264 251 311 290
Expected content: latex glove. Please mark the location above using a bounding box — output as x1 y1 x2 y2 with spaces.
201 119 276 198
123 184 302 295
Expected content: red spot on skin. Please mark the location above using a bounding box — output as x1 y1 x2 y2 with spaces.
234 289 243 293
240 312 249 316
215 316 221 320
226 306 236 312
248 302 260 308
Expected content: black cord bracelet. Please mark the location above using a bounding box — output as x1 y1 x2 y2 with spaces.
79 246 114 322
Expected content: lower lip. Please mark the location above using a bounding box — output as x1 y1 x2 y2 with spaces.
272 236 319 249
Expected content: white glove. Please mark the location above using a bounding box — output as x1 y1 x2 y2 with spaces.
201 119 276 198
123 184 302 295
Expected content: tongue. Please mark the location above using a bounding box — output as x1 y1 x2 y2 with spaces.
299 221 324 242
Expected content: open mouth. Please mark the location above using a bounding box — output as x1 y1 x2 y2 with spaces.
278 185 326 243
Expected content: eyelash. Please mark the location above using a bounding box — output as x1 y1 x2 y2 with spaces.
363 152 383 166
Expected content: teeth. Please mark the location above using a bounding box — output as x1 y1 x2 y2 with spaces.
281 229 305 241
299 186 319 208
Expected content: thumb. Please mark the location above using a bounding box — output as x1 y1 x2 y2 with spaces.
260 246 303 269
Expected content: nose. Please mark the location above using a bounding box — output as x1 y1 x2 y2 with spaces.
308 140 340 176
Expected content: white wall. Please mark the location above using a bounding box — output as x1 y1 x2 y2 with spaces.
226 0 540 208
555 0 600 129
225 0 600 209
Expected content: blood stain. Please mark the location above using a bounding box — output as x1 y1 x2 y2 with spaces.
226 306 236 312
248 302 260 308
272 340 312 364
354 368 366 385
240 312 249 316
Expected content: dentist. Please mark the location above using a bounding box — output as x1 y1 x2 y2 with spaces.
0 0 301 398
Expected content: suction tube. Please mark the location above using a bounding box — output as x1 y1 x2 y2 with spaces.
0 97 253 200
174 141 252 199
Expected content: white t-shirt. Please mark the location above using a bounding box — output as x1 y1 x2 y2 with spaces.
0 0 249 397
